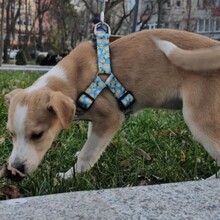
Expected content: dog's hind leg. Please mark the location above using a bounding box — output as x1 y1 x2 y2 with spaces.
182 86 220 179
59 110 125 179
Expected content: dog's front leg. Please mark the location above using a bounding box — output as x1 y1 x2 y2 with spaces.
59 112 125 179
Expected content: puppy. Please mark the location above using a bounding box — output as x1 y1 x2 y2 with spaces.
5 29 220 180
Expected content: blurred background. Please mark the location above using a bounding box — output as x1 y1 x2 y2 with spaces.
0 0 220 65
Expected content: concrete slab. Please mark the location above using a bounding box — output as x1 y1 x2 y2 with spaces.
0 179 219 220
0 64 52 72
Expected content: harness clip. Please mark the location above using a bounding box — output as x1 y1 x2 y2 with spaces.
118 91 135 110
77 92 95 111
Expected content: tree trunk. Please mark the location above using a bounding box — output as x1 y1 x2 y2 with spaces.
37 15 44 51
157 0 162 28
0 0 5 66
3 0 22 63
24 0 31 59
186 0 192 31
3 0 11 63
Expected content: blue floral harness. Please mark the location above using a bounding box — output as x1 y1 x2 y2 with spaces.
77 25 135 114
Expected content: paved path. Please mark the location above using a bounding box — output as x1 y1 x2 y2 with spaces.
0 179 219 220
0 64 52 72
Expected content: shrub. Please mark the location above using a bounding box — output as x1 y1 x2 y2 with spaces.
48 50 55 56
36 54 46 65
15 50 27 65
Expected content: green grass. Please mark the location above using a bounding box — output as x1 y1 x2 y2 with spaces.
0 70 217 198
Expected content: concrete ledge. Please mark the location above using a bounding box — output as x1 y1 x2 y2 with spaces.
0 64 52 71
0 180 219 220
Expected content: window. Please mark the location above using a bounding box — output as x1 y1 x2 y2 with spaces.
197 18 220 33
148 23 157 29
17 19 22 25
164 22 169 28
146 3 152 11
176 0 181 7
210 19 215 31
216 18 220 31
175 22 180 29
216 0 220 7
197 19 204 32
205 19 210 32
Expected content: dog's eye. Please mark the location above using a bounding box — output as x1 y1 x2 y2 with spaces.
31 132 43 140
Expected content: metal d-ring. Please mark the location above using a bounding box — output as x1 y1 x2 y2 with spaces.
94 22 111 36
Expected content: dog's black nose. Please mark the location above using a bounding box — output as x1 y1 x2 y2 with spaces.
6 164 25 182
16 164 25 174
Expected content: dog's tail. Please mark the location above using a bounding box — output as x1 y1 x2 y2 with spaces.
153 37 220 71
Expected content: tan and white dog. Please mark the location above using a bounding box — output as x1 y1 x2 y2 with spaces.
5 29 220 180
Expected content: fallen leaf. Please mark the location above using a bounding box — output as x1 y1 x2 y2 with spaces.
180 150 186 162
135 148 151 161
137 179 147 186
0 136 5 144
150 175 163 183
136 173 151 186
0 164 7 178
159 129 176 136
0 185 23 200
53 177 61 187
120 159 131 169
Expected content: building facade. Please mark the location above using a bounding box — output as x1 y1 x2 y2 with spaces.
137 0 220 39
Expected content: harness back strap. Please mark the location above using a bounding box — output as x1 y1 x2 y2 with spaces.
96 31 111 74
77 26 135 112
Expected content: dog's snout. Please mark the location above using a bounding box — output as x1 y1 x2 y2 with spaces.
7 163 25 182
11 160 25 172
14 164 25 173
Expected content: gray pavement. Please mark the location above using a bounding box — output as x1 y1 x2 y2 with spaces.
0 179 219 220
0 64 52 72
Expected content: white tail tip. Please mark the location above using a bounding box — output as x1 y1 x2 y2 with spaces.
152 37 177 56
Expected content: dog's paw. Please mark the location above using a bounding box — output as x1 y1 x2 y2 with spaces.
57 167 74 180
57 159 92 179
75 160 92 173
75 151 80 157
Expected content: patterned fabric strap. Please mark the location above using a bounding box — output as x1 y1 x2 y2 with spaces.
77 30 135 111
105 73 135 109
96 31 111 74
77 76 106 110
77 73 135 111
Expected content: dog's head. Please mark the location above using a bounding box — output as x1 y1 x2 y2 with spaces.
5 88 75 177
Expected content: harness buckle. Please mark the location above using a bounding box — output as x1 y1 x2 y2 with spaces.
118 91 135 110
77 92 95 111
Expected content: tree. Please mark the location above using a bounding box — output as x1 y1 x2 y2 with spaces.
23 0 30 60
82 0 134 35
0 0 5 66
3 0 22 63
138 0 155 31
35 0 52 51
157 0 168 28
48 0 82 50
112 1 135 34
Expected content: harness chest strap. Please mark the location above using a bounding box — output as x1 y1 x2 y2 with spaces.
77 30 135 112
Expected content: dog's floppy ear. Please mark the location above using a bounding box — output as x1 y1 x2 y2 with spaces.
5 89 23 107
48 91 75 129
